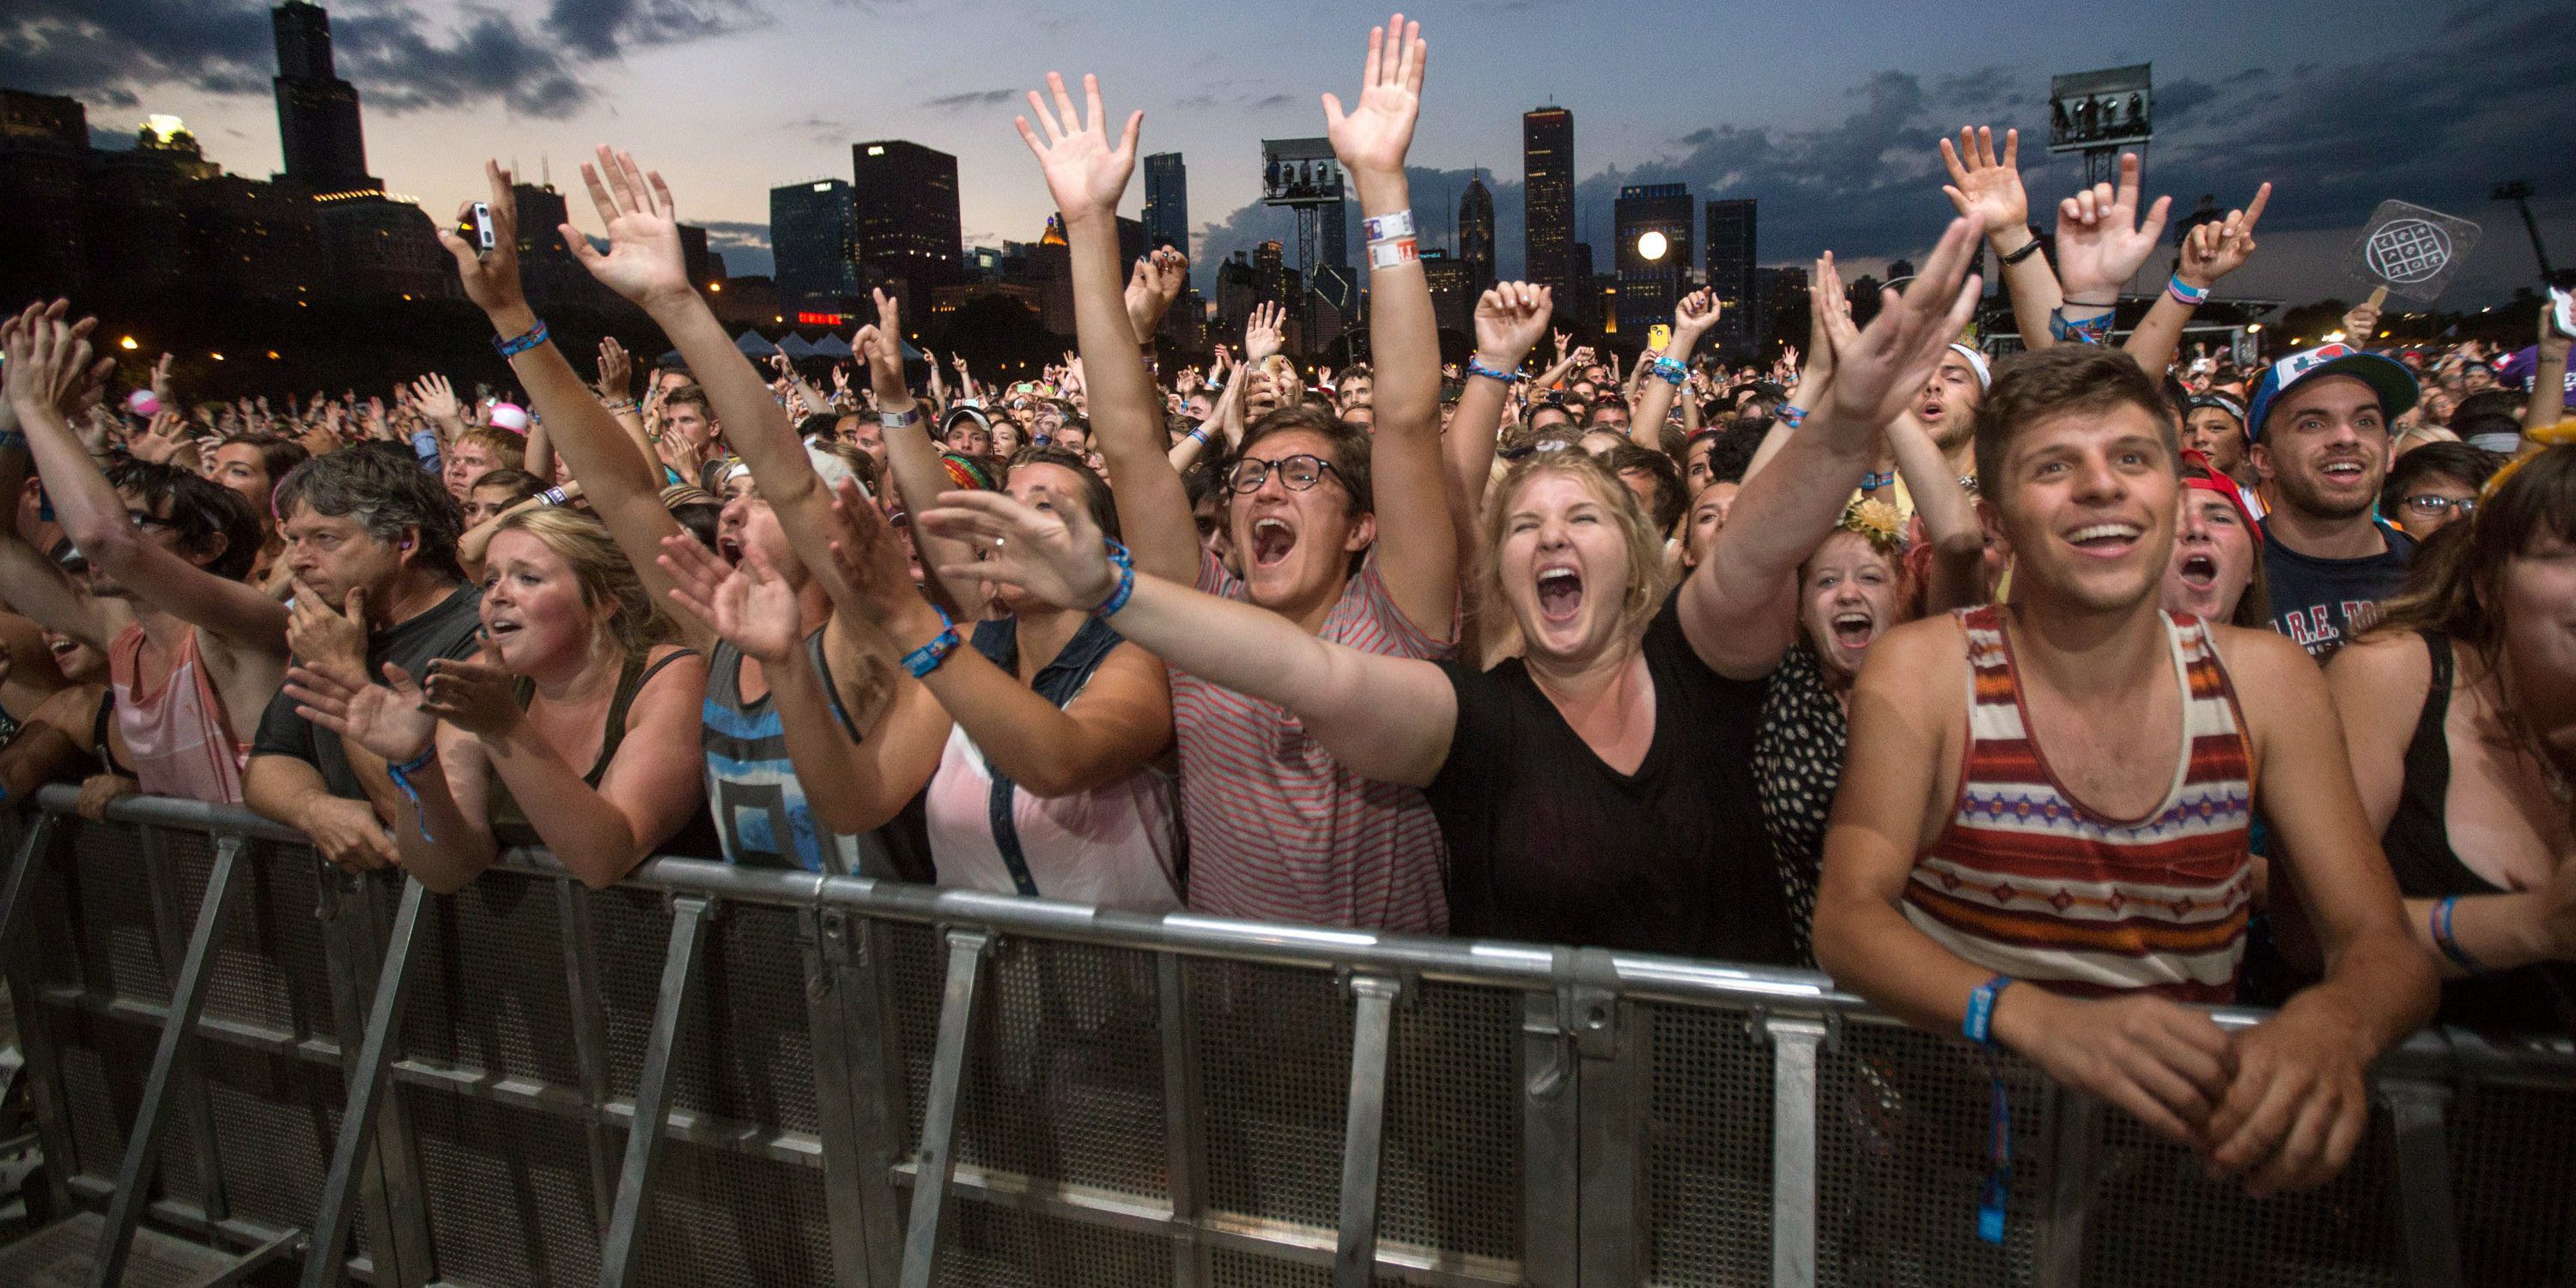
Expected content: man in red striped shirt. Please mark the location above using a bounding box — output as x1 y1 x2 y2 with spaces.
1815 344 2434 1197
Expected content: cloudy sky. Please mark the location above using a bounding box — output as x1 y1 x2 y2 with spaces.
10 0 2576 308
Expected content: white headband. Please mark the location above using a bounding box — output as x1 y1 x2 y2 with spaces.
1948 343 1991 392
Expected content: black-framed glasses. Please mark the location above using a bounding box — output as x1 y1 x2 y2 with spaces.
2399 494 2476 519
1226 453 1342 495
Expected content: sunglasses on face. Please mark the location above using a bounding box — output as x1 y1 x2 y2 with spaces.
1225 453 1342 495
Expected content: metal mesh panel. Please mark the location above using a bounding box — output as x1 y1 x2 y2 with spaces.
66 818 168 1004
404 1083 601 1288
1642 1001 1772 1287
19 833 79 992
189 836 336 1042
2452 1077 2576 1286
199 1037 343 1234
1377 980 1521 1266
884 917 947 1154
631 1139 834 1288
50 1006 154 1183
930 1200 1173 1287
1813 1022 2050 1288
1204 1246 1406 1287
947 936 1169 1201
1192 958 1352 1237
592 884 678 1102
2081 1098 2398 1287
403 877 584 1090
659 902 821 1135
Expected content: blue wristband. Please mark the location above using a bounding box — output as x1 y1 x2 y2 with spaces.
386 746 438 842
1650 355 1688 386
1093 540 1138 618
493 319 550 358
902 605 962 678
1466 356 1521 384
1777 404 1807 430
2432 896 2489 975
2166 275 2210 307
2050 307 2115 345
0 430 27 452
1861 471 1897 492
1964 974 2014 1245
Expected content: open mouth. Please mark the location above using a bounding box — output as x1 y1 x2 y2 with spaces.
47 639 81 659
1830 611 1874 649
1250 517 1297 569
717 536 744 565
2066 521 2143 556
485 619 524 642
1535 566 1584 622
1917 401 1945 422
2178 553 2218 588
2319 459 2366 484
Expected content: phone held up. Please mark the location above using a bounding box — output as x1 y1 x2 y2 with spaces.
457 203 496 255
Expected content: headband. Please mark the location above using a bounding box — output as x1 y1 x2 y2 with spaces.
937 452 999 492
1947 343 1991 392
2178 449 2262 544
1835 496 1908 556
2186 392 2246 424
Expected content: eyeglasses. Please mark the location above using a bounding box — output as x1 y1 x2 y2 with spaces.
126 509 174 531
1226 453 1343 495
2399 494 2476 519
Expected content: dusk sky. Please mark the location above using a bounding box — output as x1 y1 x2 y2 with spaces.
10 0 2576 309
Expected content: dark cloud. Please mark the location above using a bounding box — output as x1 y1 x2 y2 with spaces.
696 218 774 278
924 88 1018 112
0 0 756 124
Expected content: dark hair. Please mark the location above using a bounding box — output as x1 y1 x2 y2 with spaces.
798 413 841 441
1975 345 2178 500
1699 421 1766 486
2372 446 2576 662
668 501 722 551
469 468 547 506
1009 447 1121 542
2380 441 2503 519
665 384 714 419
272 447 465 580
214 434 310 490
1236 403 1375 515
107 458 262 581
1604 443 1686 532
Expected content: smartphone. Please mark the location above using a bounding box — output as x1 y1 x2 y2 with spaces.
2550 287 2576 340
1647 324 1674 355
457 203 495 253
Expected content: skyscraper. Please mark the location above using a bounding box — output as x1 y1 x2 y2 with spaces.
772 179 860 308
270 1 378 193
852 139 963 290
1458 173 1495 295
1704 198 1757 351
1143 152 1188 253
1522 107 1574 301
1613 184 1692 342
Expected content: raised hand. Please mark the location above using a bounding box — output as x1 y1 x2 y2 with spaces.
821 476 926 622
597 337 634 400
1125 246 1189 340
566 145 692 307
1938 126 2030 241
1801 252 1850 391
1672 288 1722 344
1015 72 1141 223
657 532 802 663
917 489 1119 613
2342 296 2384 348
1473 283 1553 367
284 662 437 764
1818 219 1984 428
1244 301 1287 363
855 289 913 405
420 643 521 739
434 161 532 319
2178 183 2271 289
1321 14 1426 178
2055 152 2172 303
410 373 460 422
150 352 175 407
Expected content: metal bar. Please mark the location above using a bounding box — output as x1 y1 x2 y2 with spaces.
302 877 431 1288
1157 953 1210 1288
597 893 715 1288
0 811 76 1215
1574 999 1643 1288
2379 1078 2464 1288
357 872 435 1288
896 927 994 1288
556 880 621 1234
802 908 873 1288
313 862 417 1288
1517 987 1577 1288
1765 1015 1828 1288
1334 973 1402 1288
2032 1088 2103 1288
88 833 247 1288
137 823 233 1223
842 915 913 1288
203 1227 305 1286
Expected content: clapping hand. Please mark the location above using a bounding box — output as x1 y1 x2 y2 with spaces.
284 661 437 765
597 337 634 401
918 489 1120 614
1244 301 1287 363
658 532 803 665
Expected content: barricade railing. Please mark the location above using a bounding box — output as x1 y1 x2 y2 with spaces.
2 787 2571 1288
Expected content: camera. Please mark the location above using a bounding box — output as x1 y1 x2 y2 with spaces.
457 203 495 254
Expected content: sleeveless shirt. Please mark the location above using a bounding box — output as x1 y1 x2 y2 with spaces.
107 623 245 804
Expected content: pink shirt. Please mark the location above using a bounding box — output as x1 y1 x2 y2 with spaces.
109 623 246 804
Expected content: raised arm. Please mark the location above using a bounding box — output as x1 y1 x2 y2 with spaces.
1014 74 1200 583
436 161 702 648
920 489 1455 787
2524 306 2571 453
0 308 115 646
1682 219 1983 678
1938 126 2062 351
2124 184 2269 378
1884 410 1986 609
857 292 981 617
1632 289 1718 441
2051 152 2170 347
1447 283 1551 590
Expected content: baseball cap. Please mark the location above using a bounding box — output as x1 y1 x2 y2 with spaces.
2245 343 2417 442
487 401 531 433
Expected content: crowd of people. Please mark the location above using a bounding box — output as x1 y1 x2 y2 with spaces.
1 15 2569 1205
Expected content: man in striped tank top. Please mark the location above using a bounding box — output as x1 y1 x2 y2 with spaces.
1815 345 2434 1197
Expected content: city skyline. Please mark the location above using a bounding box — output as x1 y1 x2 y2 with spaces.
5 0 2574 308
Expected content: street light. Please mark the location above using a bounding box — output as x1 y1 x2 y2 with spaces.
118 336 139 350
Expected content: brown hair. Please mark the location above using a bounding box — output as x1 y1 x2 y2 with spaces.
1473 452 1671 653
2370 445 2576 660
1236 403 1375 515
1975 345 2178 501
664 384 715 421
455 426 528 474
2178 457 2274 629
489 507 677 659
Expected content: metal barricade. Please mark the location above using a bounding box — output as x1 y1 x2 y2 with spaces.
3 788 2571 1288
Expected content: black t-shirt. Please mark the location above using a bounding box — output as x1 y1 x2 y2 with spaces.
251 583 483 799
2261 517 2412 661
1425 594 1795 963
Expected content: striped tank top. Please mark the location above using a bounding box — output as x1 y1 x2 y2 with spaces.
1901 605 2255 1003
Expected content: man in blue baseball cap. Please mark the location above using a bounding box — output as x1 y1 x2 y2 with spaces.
2245 342 2420 660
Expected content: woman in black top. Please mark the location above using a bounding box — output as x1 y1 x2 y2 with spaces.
2322 446 2575 1034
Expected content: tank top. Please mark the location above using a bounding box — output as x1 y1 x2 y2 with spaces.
2380 631 2576 1035
487 647 720 856
107 623 245 804
702 634 907 877
1902 605 2255 1002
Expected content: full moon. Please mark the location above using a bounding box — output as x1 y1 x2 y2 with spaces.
1637 230 1669 261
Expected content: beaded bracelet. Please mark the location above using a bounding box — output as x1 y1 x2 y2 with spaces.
1093 540 1138 618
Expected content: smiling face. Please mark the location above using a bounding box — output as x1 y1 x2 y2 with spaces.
1681 482 1738 570
1497 471 1636 665
1916 350 1985 452
1225 426 1372 617
2161 490 2258 624
2251 374 2391 524
1992 401 2181 616
2181 406 2248 477
2494 528 2576 696
41 627 105 683
478 529 601 674
1798 530 1902 683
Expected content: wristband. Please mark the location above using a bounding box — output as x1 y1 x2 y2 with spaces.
386 746 439 842
1466 356 1522 385
492 319 550 359
2049 307 2115 345
878 406 922 430
1964 975 2013 1245
1092 539 1138 618
538 486 568 507
901 605 962 679
1368 237 1419 270
1361 210 1416 243
2432 896 2489 975
1861 471 1896 491
2166 275 2211 307
600 398 638 416
1777 404 1807 430
1650 355 1688 386
1998 236 2044 266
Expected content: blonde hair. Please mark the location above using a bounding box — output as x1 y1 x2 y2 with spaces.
490 507 677 659
1473 452 1672 652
